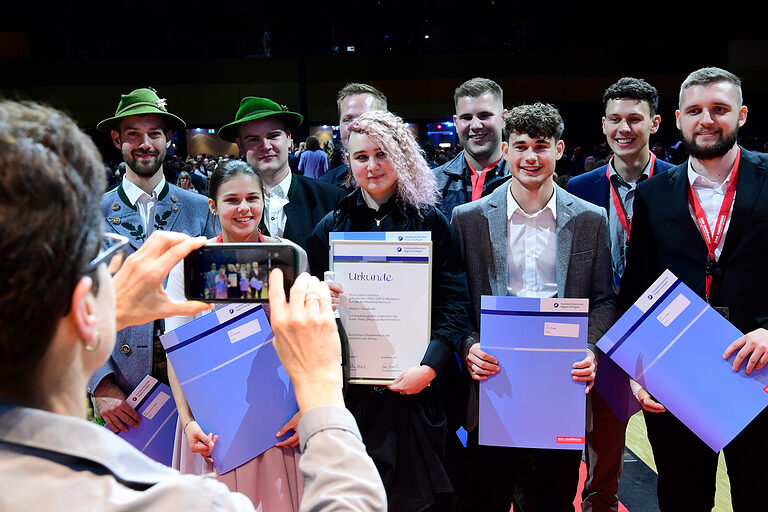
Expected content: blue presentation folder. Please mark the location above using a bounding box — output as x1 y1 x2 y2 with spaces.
161 304 298 474
597 269 768 452
112 375 178 466
479 295 589 450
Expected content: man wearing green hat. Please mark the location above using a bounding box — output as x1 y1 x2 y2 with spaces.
89 87 215 434
218 96 345 249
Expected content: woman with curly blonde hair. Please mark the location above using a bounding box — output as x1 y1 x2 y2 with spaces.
307 110 469 511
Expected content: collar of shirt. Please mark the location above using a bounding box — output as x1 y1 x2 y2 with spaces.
608 155 652 191
686 158 734 193
506 184 557 223
122 175 166 206
268 171 293 200
360 188 382 211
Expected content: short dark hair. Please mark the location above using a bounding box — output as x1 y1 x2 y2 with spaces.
336 83 388 116
453 78 503 110
679 67 743 106
0 101 105 399
603 77 659 116
305 135 321 151
208 159 264 204
504 102 564 142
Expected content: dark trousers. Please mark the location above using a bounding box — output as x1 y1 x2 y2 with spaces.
462 428 582 512
644 405 768 511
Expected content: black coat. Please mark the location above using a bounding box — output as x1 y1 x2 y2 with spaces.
307 190 470 511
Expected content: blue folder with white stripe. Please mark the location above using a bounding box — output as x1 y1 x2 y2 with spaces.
160 304 298 474
479 295 588 450
597 269 768 452
113 375 177 466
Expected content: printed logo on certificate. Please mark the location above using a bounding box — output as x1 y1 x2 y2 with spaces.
331 238 432 384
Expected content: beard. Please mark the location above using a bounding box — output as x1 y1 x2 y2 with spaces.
681 125 738 160
123 148 165 178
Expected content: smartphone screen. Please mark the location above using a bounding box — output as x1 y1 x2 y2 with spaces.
184 243 297 302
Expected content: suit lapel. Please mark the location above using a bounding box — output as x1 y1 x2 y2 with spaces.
104 185 146 251
486 185 509 296
720 149 767 261
282 174 301 241
556 187 574 298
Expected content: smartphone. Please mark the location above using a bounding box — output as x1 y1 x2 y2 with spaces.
184 243 298 302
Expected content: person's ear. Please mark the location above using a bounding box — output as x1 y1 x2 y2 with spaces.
650 115 661 135
69 276 99 349
165 131 173 148
110 130 122 150
208 198 217 216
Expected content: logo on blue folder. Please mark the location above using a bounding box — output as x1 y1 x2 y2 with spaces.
396 247 402 252
398 236 403 241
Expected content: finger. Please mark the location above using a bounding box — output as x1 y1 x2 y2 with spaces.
157 234 208 267
288 272 313 306
585 381 594 394
317 281 333 317
122 404 142 423
732 346 750 371
103 416 120 433
166 299 214 317
110 414 129 433
116 408 139 429
745 347 766 374
303 276 323 311
268 268 287 314
756 352 768 372
471 347 498 365
276 432 300 448
723 336 746 359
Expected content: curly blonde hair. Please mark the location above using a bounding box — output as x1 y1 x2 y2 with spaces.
346 110 439 211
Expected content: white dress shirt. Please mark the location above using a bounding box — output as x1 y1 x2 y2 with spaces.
686 160 736 261
506 185 558 298
122 176 166 234
264 172 292 237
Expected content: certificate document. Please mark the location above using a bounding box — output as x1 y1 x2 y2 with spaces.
598 269 768 452
112 375 178 466
161 304 298 474
479 295 589 450
331 238 432 384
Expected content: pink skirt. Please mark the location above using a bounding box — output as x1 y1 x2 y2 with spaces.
172 418 303 511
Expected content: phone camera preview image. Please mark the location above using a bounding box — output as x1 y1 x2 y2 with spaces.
184 243 297 302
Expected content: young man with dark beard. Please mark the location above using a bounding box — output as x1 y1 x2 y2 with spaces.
89 88 215 434
619 67 768 512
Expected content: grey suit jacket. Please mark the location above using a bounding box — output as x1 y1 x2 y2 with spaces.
87 181 216 394
451 182 617 430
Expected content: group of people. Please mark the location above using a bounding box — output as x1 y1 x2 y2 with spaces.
1 65 766 512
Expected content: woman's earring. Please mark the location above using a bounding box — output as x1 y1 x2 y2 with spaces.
84 333 101 352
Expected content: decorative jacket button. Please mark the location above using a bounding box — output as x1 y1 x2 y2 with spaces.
111 217 121 225
171 204 179 212
120 344 132 355
111 203 121 211
171 195 179 203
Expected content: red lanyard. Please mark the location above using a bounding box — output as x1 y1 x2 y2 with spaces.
685 148 741 302
468 157 502 202
606 152 656 241
216 231 265 243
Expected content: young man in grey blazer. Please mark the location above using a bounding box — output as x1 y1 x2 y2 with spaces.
451 103 616 511
89 88 216 433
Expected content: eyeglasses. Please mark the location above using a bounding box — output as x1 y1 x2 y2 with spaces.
84 233 129 276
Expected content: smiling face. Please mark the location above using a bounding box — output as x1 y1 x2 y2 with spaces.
210 174 264 242
676 81 747 160
111 114 171 179
236 117 292 180
348 131 397 205
502 131 563 191
454 92 506 165
603 98 660 162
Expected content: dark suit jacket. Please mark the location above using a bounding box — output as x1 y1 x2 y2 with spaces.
619 147 768 335
270 173 346 250
566 156 675 211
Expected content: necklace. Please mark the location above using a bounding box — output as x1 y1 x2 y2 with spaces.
372 211 390 226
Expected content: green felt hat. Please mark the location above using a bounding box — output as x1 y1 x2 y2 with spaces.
97 88 185 133
217 97 303 142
